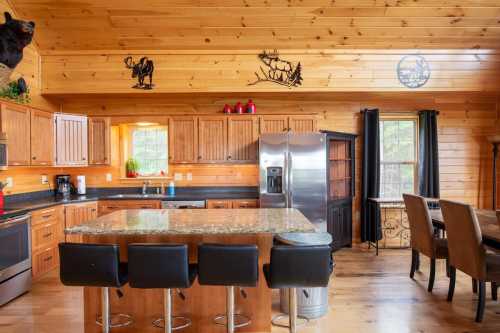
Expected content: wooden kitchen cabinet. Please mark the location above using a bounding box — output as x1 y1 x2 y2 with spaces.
227 116 259 162
98 200 161 216
169 116 198 163
206 199 233 209
207 199 259 209
260 115 317 133
88 117 111 165
260 116 289 134
232 199 259 208
64 202 98 243
198 116 227 162
289 115 317 132
54 113 88 166
31 205 65 279
0 102 30 165
30 109 54 166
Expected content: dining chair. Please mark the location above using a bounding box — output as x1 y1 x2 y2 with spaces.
403 194 449 292
440 199 500 322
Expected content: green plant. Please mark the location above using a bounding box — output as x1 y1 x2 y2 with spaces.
125 157 140 177
0 80 30 104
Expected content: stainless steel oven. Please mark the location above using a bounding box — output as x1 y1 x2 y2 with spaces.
0 213 32 306
0 132 7 170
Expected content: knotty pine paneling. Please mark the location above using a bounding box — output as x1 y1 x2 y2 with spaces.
41 51 500 94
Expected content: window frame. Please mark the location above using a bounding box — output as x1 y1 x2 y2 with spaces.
379 114 419 198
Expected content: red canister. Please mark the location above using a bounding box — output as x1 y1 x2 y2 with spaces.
246 99 256 114
234 102 244 114
223 104 233 114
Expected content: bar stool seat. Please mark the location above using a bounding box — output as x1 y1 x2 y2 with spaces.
198 243 259 333
59 243 133 333
128 244 197 333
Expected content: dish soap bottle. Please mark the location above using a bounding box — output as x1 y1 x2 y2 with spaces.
168 181 175 196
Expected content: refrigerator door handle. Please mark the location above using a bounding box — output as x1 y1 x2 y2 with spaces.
288 151 293 207
283 151 288 206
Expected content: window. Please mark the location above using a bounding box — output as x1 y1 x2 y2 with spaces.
379 118 417 198
127 125 168 177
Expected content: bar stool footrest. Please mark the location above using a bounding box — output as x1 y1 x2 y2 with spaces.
214 313 251 328
271 313 309 328
152 316 192 331
96 313 134 328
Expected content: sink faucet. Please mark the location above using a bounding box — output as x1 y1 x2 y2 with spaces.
142 180 151 195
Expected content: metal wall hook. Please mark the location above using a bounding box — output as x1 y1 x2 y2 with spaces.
239 288 248 299
116 289 124 298
176 289 186 301
302 289 309 298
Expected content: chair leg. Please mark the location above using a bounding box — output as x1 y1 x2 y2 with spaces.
101 287 110 333
288 288 297 333
415 252 420 271
476 281 486 323
472 279 478 294
164 289 172 333
410 249 417 279
446 258 450 278
428 258 436 292
227 286 235 333
447 266 456 302
492 282 498 301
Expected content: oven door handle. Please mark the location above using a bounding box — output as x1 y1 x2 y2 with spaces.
0 214 31 229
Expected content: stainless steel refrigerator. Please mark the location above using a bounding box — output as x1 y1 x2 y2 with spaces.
259 133 327 231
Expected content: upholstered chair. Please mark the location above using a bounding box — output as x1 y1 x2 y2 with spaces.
403 194 448 292
440 199 500 322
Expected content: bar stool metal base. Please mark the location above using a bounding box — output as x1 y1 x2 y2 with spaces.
96 287 133 333
271 314 308 329
95 314 134 328
213 314 251 328
152 316 192 331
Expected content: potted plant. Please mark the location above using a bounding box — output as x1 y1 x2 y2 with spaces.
125 158 140 178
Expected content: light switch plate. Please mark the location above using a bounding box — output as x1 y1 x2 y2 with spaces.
106 173 112 182
187 173 193 181
41 175 48 184
174 173 183 181
6 177 13 188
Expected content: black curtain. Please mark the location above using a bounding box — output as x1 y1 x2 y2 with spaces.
418 110 440 198
361 109 382 242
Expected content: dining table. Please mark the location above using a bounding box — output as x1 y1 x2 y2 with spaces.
430 209 500 250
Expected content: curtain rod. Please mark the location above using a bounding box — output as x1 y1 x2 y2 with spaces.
359 110 440 115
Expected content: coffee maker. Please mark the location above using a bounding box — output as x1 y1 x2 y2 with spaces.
55 174 73 198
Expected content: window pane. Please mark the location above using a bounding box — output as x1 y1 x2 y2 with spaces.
132 127 168 176
380 163 415 198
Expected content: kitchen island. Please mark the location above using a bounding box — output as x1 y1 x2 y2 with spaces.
65 208 316 333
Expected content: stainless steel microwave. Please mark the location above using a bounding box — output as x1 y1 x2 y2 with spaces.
0 132 7 170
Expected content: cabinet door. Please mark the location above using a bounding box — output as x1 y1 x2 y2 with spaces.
227 116 259 163
98 200 161 216
289 115 317 132
207 199 232 209
88 117 111 165
198 117 227 162
260 116 288 134
0 102 30 165
55 114 88 166
169 116 198 163
232 199 259 208
30 109 54 166
328 200 352 251
65 202 98 243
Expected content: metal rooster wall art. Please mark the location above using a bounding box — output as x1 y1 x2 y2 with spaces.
248 50 303 88
124 56 154 90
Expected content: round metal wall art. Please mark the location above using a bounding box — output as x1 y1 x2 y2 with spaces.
397 55 431 89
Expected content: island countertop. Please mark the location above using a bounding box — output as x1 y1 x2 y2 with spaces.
65 208 316 235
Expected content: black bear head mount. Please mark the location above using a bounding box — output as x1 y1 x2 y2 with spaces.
0 12 35 69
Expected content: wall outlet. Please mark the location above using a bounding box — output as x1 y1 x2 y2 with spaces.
106 173 112 182
187 173 193 181
174 173 183 181
5 177 13 188
41 175 48 184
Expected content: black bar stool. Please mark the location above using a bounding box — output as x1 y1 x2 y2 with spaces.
263 245 333 333
58 243 133 333
128 244 197 333
198 244 259 333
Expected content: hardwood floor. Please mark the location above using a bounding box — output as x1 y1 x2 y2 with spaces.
0 245 498 333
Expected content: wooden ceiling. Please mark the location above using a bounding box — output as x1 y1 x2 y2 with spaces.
9 0 500 51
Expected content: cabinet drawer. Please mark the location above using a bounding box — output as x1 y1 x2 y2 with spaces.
98 200 161 216
32 220 63 252
206 200 232 209
32 246 59 278
31 206 63 226
232 199 259 209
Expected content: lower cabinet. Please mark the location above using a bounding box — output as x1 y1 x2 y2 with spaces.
328 199 353 251
30 205 65 279
65 202 98 243
207 199 259 209
98 200 161 216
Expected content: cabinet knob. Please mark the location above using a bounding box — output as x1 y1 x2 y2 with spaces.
82 157 86 161
228 155 232 160
32 156 36 160
198 156 202 160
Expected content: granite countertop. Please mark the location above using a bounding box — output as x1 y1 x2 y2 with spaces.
65 208 315 235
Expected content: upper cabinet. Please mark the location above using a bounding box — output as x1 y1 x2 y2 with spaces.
88 117 111 165
260 115 317 134
228 116 259 163
289 115 317 132
198 116 227 163
30 109 54 166
260 116 288 134
54 114 88 166
0 102 31 166
169 116 198 163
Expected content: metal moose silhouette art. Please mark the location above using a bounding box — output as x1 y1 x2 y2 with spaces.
124 56 154 90
248 50 303 88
